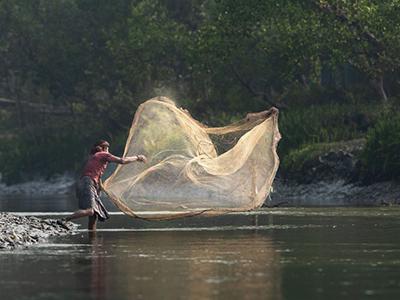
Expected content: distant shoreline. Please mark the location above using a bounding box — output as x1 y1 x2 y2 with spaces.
0 174 75 196
0 175 399 207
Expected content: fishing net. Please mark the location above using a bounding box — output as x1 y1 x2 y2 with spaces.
103 97 281 220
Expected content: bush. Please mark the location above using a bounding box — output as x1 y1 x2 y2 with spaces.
279 103 378 156
281 142 333 175
0 117 132 184
360 113 400 182
281 139 365 179
0 131 86 184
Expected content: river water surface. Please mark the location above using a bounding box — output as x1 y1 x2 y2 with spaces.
1 195 400 299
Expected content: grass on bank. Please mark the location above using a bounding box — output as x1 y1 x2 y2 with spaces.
279 101 400 183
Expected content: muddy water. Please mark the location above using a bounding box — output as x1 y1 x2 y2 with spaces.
0 195 400 300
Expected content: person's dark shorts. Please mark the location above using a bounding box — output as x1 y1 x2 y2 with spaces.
76 176 110 222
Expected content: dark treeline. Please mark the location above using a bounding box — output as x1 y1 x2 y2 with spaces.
0 0 399 183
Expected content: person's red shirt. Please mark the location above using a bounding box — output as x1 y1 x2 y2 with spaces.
81 151 122 184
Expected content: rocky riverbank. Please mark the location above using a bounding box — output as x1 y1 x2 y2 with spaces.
272 138 400 206
0 213 77 250
268 178 400 207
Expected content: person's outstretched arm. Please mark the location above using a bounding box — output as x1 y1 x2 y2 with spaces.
119 155 147 164
104 152 147 165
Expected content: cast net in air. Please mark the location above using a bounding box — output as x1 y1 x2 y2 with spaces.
103 97 281 220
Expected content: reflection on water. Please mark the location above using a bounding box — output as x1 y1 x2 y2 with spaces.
88 233 108 300
75 231 282 300
1 207 400 300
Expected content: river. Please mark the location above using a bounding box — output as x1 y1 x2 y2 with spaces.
0 195 400 299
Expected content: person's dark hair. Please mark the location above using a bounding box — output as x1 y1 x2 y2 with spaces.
90 140 110 154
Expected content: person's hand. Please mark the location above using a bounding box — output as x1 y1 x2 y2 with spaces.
137 154 147 163
270 107 279 115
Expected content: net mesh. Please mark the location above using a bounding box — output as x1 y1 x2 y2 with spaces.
103 97 281 220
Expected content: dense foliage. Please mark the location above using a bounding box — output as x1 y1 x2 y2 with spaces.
360 111 400 182
0 0 399 183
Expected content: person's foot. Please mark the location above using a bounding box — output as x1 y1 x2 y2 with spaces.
56 219 70 230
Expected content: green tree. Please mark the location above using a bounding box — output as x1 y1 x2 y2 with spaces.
314 0 400 102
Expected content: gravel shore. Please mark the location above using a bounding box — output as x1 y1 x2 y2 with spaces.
0 213 76 250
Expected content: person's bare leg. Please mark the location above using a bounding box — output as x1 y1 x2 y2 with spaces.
65 208 94 222
88 214 97 231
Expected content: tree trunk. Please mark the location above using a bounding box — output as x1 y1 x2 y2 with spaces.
377 74 388 103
